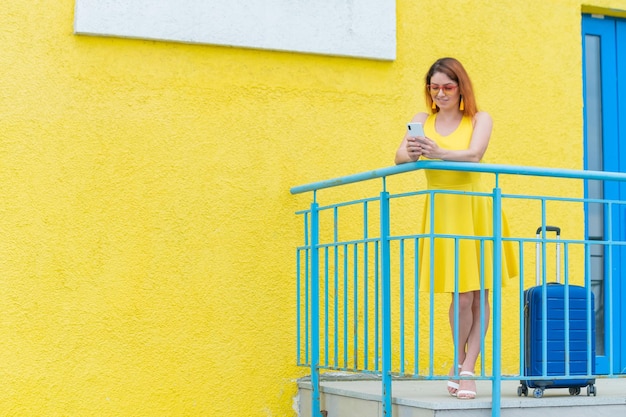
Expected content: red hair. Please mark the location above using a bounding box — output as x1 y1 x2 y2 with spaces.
424 57 478 118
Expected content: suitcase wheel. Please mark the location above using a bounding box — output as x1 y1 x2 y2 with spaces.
533 388 544 398
587 385 597 396
517 385 528 397
568 387 581 396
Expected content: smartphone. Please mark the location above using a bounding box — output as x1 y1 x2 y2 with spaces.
407 122 425 137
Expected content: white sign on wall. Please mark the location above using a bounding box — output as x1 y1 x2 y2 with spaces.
74 0 396 61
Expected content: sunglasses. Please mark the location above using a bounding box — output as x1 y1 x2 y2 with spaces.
428 84 459 96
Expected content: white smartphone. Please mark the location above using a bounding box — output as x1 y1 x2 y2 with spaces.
407 122 424 137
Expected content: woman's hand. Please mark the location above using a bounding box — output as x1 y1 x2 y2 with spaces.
395 112 429 165
405 137 423 161
415 136 442 160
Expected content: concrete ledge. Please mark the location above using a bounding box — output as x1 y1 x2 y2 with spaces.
298 375 626 417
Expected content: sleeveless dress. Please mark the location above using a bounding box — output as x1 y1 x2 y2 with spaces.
418 114 518 293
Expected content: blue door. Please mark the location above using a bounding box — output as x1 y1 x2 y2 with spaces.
582 14 626 375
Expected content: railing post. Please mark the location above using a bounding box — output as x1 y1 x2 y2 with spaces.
380 189 393 416
491 183 502 416
310 201 322 417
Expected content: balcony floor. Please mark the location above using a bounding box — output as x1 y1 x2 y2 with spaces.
297 373 626 417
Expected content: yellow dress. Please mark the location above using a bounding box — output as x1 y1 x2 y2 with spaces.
419 114 518 293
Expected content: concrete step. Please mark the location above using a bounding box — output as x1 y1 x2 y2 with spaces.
297 375 626 417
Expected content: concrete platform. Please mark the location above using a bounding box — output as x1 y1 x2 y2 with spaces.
297 374 626 416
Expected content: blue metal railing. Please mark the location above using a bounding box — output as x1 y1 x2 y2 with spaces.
291 161 626 417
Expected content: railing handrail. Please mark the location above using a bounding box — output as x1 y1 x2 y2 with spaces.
290 160 626 194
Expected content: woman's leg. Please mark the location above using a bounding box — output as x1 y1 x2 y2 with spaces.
447 292 473 395
449 292 475 356
458 290 490 399
463 290 490 371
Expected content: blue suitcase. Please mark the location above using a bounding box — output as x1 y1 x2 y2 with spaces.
518 226 597 398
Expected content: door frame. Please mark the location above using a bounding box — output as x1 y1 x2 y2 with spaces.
582 13 626 375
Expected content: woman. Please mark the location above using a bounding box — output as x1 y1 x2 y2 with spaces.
395 57 518 400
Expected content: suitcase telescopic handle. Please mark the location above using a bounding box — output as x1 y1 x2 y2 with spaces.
535 225 561 235
535 225 561 285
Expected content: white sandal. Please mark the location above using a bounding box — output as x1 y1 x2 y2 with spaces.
447 380 459 396
457 371 477 400
446 365 462 396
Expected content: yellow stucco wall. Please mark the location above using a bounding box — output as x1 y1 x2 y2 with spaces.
1 0 625 416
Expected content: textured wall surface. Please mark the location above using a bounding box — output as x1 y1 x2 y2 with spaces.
1 0 625 416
